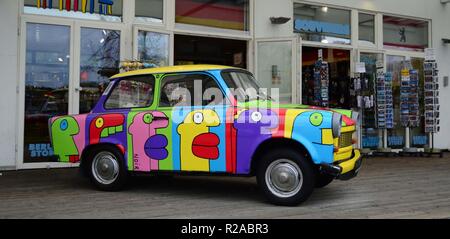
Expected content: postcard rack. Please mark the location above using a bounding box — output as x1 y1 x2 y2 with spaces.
423 59 443 157
313 58 329 107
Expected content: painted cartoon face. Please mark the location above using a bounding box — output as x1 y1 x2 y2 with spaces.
177 109 220 171
89 114 125 144
234 109 279 134
129 111 169 172
51 117 80 163
233 109 279 174
295 111 333 145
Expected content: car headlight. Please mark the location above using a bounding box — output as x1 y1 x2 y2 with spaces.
332 113 342 138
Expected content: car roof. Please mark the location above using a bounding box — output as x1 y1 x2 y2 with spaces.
110 64 240 80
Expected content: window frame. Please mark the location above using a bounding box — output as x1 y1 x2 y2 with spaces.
358 12 376 48
157 72 229 109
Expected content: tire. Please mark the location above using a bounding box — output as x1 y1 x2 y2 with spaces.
87 145 128 191
256 148 315 206
315 173 334 188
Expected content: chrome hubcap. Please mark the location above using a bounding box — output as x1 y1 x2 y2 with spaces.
265 159 303 198
92 151 119 185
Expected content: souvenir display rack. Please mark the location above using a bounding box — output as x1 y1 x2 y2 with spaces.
399 68 419 128
313 59 329 107
376 71 394 129
372 62 396 157
398 64 421 155
423 59 443 157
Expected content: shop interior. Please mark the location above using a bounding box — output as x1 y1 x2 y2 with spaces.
301 46 351 109
174 34 247 68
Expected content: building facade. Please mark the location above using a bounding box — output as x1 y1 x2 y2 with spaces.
0 0 449 170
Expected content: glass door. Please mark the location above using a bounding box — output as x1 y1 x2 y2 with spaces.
255 38 297 104
78 26 121 114
23 22 72 163
20 18 124 167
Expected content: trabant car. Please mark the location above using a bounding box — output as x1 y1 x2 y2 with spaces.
49 65 362 205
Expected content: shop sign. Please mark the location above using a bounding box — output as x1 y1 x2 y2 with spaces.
294 19 350 36
28 143 54 158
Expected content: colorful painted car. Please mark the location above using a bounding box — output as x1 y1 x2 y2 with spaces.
49 65 362 205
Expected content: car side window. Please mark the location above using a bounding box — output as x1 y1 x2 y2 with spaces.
104 75 155 109
159 74 225 107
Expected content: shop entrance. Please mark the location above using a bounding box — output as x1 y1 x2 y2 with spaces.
301 46 351 109
174 34 247 68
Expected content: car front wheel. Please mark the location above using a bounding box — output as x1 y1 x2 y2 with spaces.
88 146 128 191
257 149 315 206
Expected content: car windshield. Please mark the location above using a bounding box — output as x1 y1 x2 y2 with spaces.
221 70 272 102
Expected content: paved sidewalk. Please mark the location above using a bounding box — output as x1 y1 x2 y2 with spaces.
0 154 449 218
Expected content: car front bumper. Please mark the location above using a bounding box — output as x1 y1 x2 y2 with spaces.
320 149 362 180
337 149 362 181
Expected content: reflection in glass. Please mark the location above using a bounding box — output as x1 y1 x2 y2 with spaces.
294 3 351 45
24 23 70 163
386 55 406 148
137 31 169 67
23 0 123 22
359 13 375 44
257 41 292 103
175 0 249 31
79 28 120 114
105 76 155 109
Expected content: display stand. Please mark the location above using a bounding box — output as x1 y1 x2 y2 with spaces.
373 62 396 157
313 50 329 107
423 52 443 158
398 61 421 157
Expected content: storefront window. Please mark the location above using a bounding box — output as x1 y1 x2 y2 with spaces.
175 0 249 31
359 13 375 45
256 41 293 103
24 23 70 163
135 0 163 23
137 31 170 67
294 3 351 45
174 34 247 68
386 55 406 149
24 0 123 22
79 28 120 114
383 16 429 52
302 47 351 108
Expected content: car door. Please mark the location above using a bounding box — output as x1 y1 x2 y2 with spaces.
157 72 231 173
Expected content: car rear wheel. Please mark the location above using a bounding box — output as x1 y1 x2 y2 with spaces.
257 149 315 206
88 146 127 191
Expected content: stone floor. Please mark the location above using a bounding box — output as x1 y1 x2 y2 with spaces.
0 154 449 218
